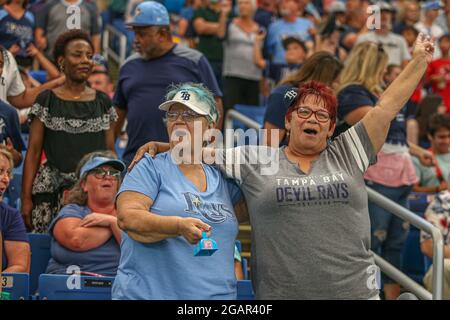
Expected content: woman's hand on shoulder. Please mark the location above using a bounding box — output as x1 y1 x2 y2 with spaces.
128 141 169 171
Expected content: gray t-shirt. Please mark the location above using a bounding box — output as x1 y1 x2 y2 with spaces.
222 22 262 81
37 0 100 58
356 32 411 66
216 122 379 299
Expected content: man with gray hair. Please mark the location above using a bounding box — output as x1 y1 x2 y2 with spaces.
356 1 411 66
113 1 222 167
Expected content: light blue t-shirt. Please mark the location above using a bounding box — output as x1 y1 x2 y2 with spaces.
112 152 241 300
266 18 313 64
46 204 121 276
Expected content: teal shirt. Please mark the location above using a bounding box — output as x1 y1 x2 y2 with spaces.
412 153 450 187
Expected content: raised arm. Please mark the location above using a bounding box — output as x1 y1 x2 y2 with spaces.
253 30 267 70
117 191 211 244
361 34 434 153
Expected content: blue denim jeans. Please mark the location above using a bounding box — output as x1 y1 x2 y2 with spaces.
366 181 412 284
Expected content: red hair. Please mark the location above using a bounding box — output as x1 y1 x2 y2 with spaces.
285 80 337 125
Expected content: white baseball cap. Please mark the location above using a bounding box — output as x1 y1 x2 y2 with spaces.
158 89 218 123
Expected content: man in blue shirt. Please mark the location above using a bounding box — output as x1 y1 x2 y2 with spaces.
265 0 314 65
113 1 223 166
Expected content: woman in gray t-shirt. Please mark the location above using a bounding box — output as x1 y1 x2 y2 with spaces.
132 34 435 299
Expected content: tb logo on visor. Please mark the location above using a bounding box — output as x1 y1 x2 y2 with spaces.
180 91 191 101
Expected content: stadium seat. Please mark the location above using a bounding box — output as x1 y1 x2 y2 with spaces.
38 274 114 300
28 70 47 84
236 280 254 300
29 233 52 295
1 273 30 300
242 258 249 280
232 104 266 131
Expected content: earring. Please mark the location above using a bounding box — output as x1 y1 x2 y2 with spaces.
59 64 65 72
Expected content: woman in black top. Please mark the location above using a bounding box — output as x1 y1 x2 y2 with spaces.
21 30 117 233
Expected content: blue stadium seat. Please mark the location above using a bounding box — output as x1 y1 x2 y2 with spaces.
39 274 114 300
402 229 426 284
242 258 249 280
28 70 47 84
29 233 51 295
232 104 266 131
237 280 254 300
1 273 30 300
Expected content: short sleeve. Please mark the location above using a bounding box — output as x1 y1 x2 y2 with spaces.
112 73 128 110
332 121 377 173
2 206 28 243
6 52 26 97
48 204 89 235
6 104 26 152
192 8 204 21
197 55 222 97
28 90 49 124
224 178 242 206
98 91 118 123
214 145 278 184
118 154 162 201
264 85 294 129
337 85 376 120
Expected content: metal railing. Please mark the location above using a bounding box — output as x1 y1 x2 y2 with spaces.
367 188 444 300
224 109 445 300
102 24 127 66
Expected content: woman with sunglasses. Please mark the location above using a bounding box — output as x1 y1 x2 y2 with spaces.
336 41 433 299
45 151 125 276
21 30 117 233
131 34 435 299
113 83 247 300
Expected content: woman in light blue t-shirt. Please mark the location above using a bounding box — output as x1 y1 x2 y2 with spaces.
113 83 248 300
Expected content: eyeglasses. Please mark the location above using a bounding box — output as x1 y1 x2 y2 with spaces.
295 106 331 123
166 110 202 122
0 168 11 178
90 168 121 179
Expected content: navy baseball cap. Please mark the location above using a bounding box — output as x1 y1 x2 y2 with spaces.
283 87 298 110
80 157 126 178
127 1 170 27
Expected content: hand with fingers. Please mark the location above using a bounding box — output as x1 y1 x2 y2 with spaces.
177 217 211 245
413 33 435 63
80 213 116 228
128 141 169 172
